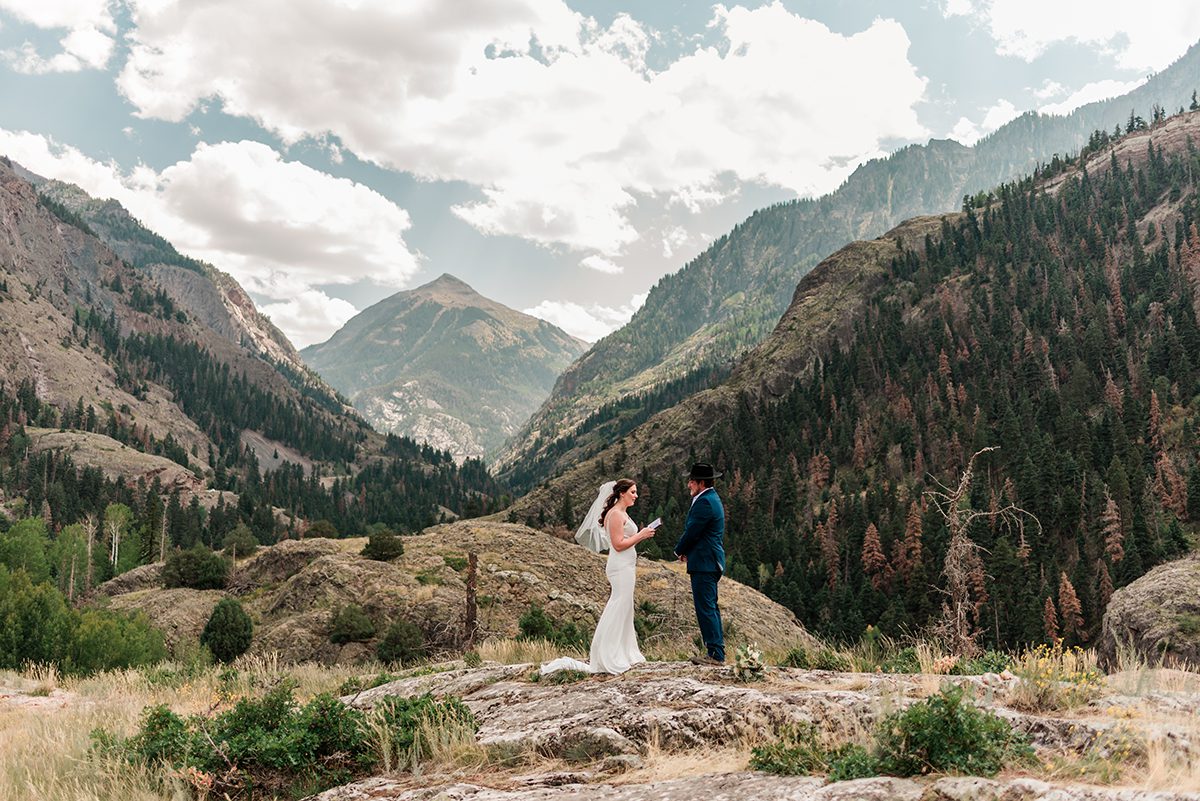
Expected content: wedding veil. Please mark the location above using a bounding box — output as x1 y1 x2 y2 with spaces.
575 480 615 552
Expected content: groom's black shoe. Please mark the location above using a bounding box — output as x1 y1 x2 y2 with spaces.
689 654 723 666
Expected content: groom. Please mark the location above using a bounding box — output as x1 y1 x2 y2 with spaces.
674 463 726 665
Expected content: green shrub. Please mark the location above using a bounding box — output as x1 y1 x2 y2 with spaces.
540 668 589 685
873 684 1032 777
377 620 425 665
443 555 468 571
107 684 409 798
826 743 879 781
329 604 376 644
69 609 166 673
200 598 253 663
517 604 589 649
732 643 766 682
372 694 477 760
162 545 228 590
361 529 404 561
953 650 1011 675
781 646 850 672
749 723 827 775
878 647 921 674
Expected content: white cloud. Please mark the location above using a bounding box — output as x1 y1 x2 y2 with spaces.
1032 79 1066 100
114 0 928 256
947 98 1020 145
580 255 622 274
0 129 418 346
0 0 115 72
942 0 975 16
951 1 1200 72
1038 78 1147 116
661 225 690 258
525 292 647 342
259 290 358 349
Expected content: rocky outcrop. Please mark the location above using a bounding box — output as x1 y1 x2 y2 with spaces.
95 563 163 596
310 774 1197 801
226 538 341 594
1099 553 1200 669
316 660 1200 801
95 522 812 664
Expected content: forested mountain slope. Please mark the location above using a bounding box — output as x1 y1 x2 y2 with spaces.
510 110 1200 648
496 42 1200 495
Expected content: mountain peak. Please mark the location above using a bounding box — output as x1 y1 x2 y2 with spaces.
414 273 480 303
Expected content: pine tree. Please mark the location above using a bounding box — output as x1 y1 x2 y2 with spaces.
861 523 891 591
897 501 923 580
1102 491 1124 563
1058 572 1085 642
1043 596 1059 643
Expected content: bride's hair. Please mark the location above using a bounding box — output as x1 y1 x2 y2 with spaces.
599 478 636 528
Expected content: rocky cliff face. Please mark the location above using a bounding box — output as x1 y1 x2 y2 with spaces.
302 274 586 462
34 178 319 383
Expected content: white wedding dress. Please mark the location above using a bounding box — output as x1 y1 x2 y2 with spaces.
540 516 645 675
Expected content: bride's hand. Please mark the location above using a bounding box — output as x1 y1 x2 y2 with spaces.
638 527 655 540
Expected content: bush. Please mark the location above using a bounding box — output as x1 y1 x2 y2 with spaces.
873 684 1032 777
221 523 258 559
361 529 404 561
112 684 415 798
749 723 828 775
878 647 921 674
200 598 253 663
162 545 229 590
70 609 166 673
330 604 376 644
826 743 879 781
954 649 1011 675
372 694 477 759
517 604 589 649
377 620 425 664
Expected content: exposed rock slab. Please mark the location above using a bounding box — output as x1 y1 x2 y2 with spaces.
1099 553 1200 669
306 772 1198 801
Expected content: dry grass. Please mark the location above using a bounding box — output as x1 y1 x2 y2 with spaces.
614 737 750 785
1135 724 1200 793
1106 642 1200 696
475 637 584 666
0 654 370 801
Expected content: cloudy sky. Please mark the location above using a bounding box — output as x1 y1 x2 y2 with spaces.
1 1 1198 347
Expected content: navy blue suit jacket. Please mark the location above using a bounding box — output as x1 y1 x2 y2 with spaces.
674 489 726 574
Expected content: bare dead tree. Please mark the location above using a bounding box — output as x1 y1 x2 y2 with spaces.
926 446 1041 657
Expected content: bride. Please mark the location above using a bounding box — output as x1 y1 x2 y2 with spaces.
540 479 657 675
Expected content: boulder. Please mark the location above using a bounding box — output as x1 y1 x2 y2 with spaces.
1098 553 1200 669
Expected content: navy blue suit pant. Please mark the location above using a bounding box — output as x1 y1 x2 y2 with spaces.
690 571 724 662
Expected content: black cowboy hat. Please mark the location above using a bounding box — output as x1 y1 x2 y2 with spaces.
686 462 723 480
